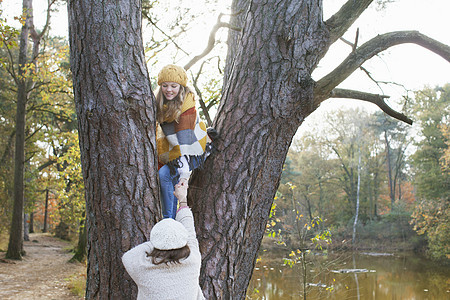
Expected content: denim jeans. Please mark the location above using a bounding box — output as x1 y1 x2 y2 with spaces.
159 156 203 219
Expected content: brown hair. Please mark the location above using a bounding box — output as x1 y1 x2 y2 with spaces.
156 85 192 124
146 245 191 265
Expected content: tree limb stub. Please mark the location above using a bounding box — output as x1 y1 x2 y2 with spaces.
314 31 450 107
330 88 413 125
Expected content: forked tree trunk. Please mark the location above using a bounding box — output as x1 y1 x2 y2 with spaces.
189 1 329 298
68 1 160 298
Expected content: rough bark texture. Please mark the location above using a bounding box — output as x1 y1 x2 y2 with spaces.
6 0 33 260
190 1 329 298
222 0 249 89
67 1 160 298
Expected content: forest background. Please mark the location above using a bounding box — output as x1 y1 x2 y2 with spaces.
0 0 449 296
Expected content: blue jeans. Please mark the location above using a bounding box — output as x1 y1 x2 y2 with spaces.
159 156 203 219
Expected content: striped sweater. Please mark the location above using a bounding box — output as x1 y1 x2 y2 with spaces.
157 93 208 168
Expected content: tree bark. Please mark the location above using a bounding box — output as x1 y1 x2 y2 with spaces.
222 0 248 89
6 0 33 260
67 1 160 298
43 188 49 233
352 146 362 245
70 215 87 263
189 1 329 298
384 131 395 207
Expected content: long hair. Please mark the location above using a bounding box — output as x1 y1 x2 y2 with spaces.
156 85 192 124
146 245 191 265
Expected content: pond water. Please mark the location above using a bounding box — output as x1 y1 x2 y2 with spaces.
247 251 450 299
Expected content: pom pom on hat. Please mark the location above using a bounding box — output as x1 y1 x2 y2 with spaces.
157 64 188 87
150 218 188 250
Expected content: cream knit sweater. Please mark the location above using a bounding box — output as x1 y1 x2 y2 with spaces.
122 208 205 300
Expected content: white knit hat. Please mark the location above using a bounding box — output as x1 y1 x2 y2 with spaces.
150 218 188 250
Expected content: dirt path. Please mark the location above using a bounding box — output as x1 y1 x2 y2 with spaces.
0 233 85 300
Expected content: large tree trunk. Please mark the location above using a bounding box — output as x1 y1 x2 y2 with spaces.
6 0 33 260
190 1 329 298
67 1 160 298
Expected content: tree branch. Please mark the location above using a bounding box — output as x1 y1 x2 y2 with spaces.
1 37 19 83
30 0 56 62
142 11 190 57
184 14 241 70
325 0 373 45
314 31 450 105
330 88 413 125
0 130 16 166
192 60 214 127
38 159 57 171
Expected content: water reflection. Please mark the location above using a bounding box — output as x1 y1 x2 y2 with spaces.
247 251 450 299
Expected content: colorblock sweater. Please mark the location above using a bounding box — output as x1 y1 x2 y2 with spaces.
122 208 205 300
157 93 208 170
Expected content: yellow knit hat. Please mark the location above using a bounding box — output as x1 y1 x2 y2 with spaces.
157 64 188 87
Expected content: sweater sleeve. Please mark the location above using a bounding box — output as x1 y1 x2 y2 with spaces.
178 156 191 179
121 242 153 282
175 208 196 238
175 208 199 252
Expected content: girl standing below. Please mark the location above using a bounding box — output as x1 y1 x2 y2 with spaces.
156 64 209 219
122 184 205 299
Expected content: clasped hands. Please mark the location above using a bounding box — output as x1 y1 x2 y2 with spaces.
174 178 188 204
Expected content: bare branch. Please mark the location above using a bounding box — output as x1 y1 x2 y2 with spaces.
330 88 413 125
143 11 190 57
353 28 359 51
325 0 373 45
38 159 57 171
315 31 450 104
184 14 241 70
340 36 354 48
1 37 19 83
191 59 216 126
30 0 56 62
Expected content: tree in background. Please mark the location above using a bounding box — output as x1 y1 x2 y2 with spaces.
285 135 337 226
6 0 53 259
371 111 411 208
275 106 419 251
0 1 19 235
0 0 77 258
410 85 449 260
54 131 86 261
